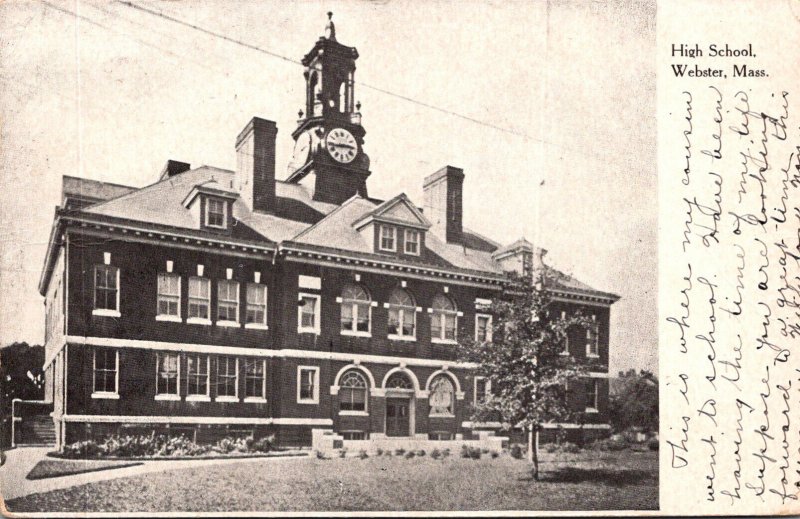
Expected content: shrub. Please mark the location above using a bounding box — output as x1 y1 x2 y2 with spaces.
490 450 500 459
442 448 451 458
510 444 525 459
339 448 348 458
430 449 441 460
358 449 369 459
559 442 581 454
315 450 327 460
460 445 471 458
545 443 558 453
590 438 628 452
469 447 482 460
252 435 274 453
404 450 416 459
648 439 659 451
416 449 425 457
395 448 406 456
481 448 489 454
62 440 104 459
376 448 384 456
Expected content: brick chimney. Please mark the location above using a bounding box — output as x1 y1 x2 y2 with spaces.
235 117 277 213
423 165 464 244
159 160 191 180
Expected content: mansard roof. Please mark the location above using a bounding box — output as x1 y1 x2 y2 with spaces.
43 166 618 304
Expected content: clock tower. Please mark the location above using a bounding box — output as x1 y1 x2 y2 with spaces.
286 13 371 205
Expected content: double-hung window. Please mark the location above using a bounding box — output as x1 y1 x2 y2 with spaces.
244 359 266 401
92 348 119 398
431 294 458 342
298 293 321 334
475 314 492 342
188 277 210 322
379 225 396 252
93 265 119 316
474 376 491 405
206 198 226 228
404 229 420 255
339 371 368 412
387 288 415 339
155 352 180 400
245 283 267 328
217 280 239 325
216 356 238 401
156 273 181 320
586 315 599 357
586 379 600 412
297 366 319 404
187 355 210 400
340 284 371 335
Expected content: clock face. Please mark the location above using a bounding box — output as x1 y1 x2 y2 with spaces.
291 131 312 168
325 128 358 164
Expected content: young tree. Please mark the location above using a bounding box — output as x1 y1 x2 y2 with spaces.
609 369 658 433
457 273 594 480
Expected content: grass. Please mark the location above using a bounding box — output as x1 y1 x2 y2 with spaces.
26 459 143 481
6 450 658 512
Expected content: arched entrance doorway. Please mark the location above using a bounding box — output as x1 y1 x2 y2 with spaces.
384 371 415 437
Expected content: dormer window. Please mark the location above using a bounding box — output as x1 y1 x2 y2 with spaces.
404 229 420 256
206 198 227 229
379 225 396 252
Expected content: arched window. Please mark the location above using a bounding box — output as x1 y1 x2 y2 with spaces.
429 376 455 416
341 284 371 334
339 370 368 411
388 288 415 338
431 294 457 341
386 371 413 390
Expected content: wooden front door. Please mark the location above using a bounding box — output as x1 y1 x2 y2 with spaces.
385 398 410 437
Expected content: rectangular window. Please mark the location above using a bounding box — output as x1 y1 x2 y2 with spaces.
244 359 266 400
379 225 396 252
586 317 599 357
206 198 226 228
187 355 210 399
432 313 457 341
216 356 238 400
92 348 118 396
156 353 180 398
297 366 319 403
157 273 181 319
341 431 367 440
404 229 419 255
475 314 492 342
188 277 210 321
474 376 491 405
246 283 267 327
429 431 453 441
93 265 119 313
586 379 600 412
298 293 321 334
388 306 415 338
217 280 239 324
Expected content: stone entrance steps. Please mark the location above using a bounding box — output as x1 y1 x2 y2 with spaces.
17 416 56 446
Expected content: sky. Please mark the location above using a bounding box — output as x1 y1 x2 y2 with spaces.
0 0 657 374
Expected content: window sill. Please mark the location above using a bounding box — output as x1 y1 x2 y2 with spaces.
297 328 320 335
187 317 212 326
244 396 267 403
297 399 319 405
559 351 570 356
388 334 416 342
339 410 369 416
155 315 182 323
216 320 240 328
586 354 600 359
431 338 458 345
429 413 456 419
186 395 211 402
92 309 121 318
585 408 599 414
91 392 119 400
341 330 371 338
245 323 269 330
214 396 239 403
155 394 181 401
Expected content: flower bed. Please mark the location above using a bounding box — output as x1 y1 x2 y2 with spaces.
55 433 277 459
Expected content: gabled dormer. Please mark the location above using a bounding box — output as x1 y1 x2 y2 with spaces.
182 183 239 233
352 193 431 258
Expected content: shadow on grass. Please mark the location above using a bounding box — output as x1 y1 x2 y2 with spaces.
520 468 655 487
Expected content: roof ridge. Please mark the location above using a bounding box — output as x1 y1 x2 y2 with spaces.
291 193 371 241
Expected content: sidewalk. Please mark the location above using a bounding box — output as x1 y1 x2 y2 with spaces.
0 447 309 501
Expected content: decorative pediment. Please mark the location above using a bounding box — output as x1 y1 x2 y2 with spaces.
352 193 431 231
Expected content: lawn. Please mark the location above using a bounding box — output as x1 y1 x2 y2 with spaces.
26 459 143 481
6 450 658 512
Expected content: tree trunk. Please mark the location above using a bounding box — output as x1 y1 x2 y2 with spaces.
527 425 540 480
